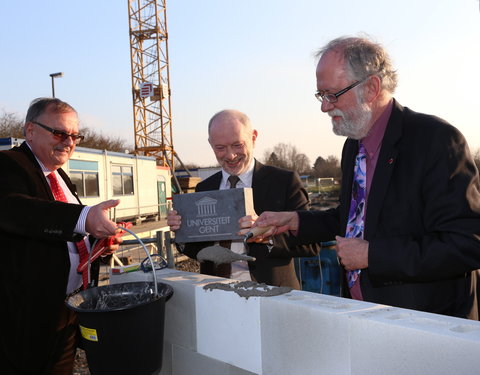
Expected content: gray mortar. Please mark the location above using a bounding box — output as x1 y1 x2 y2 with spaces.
203 280 293 299
197 245 256 265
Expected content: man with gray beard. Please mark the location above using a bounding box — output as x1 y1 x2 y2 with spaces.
244 36 480 319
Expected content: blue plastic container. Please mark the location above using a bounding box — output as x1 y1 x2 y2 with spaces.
294 241 342 296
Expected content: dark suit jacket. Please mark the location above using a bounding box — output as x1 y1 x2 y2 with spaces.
297 100 480 319
0 142 87 371
181 160 318 289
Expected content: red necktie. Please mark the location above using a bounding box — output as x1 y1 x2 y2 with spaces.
47 172 90 290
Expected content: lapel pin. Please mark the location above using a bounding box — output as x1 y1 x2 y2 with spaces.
388 158 394 165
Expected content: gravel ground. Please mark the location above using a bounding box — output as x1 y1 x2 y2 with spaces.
174 257 200 273
73 349 89 375
73 258 199 374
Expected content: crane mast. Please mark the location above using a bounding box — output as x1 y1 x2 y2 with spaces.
128 0 174 170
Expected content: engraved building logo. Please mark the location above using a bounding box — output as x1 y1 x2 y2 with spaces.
195 196 217 217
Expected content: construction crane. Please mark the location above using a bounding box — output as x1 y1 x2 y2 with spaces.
127 0 174 169
127 0 192 193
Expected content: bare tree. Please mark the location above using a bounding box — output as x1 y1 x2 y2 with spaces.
0 111 24 138
313 155 341 178
264 151 287 170
292 153 311 175
79 127 130 152
262 143 311 175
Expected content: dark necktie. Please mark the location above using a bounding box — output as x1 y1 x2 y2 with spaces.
216 175 241 277
228 175 240 188
47 172 90 290
345 143 366 288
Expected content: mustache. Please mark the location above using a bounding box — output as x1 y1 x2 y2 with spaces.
54 146 72 152
328 109 344 118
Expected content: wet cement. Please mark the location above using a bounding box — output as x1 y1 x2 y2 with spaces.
68 282 171 311
197 245 256 265
203 280 293 299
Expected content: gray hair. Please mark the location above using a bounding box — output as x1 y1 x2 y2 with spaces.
208 109 252 133
315 36 398 94
25 97 77 124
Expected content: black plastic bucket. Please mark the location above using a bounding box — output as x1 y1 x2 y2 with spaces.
66 281 173 375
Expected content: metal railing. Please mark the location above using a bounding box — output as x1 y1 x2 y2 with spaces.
112 202 169 222
98 230 176 285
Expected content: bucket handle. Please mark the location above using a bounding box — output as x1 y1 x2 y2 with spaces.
86 226 160 297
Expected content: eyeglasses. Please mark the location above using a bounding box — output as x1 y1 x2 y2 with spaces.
315 77 368 103
32 121 84 144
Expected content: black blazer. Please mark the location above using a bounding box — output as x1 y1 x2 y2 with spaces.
297 100 480 319
181 160 318 288
0 142 86 370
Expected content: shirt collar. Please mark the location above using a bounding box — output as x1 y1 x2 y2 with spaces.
25 141 54 175
221 158 255 188
361 99 394 157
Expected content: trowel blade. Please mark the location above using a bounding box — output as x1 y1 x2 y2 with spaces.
197 245 256 265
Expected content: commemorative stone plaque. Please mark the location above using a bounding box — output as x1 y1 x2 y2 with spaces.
172 188 255 243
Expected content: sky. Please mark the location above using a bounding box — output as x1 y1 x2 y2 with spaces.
1 0 479 167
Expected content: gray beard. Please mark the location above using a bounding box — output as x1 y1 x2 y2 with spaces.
330 102 373 140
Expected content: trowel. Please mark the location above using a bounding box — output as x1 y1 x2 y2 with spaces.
196 226 273 265
197 245 255 265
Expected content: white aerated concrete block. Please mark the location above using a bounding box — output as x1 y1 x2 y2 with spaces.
108 269 480 375
260 290 387 375
347 307 480 375
196 283 263 374
172 344 257 375
159 271 210 351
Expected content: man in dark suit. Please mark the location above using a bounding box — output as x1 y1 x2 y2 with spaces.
0 98 121 373
249 36 480 319
168 109 317 288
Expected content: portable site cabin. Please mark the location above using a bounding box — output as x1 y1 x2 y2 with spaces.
175 167 222 181
0 137 171 223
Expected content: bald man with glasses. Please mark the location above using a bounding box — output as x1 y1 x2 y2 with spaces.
0 97 121 373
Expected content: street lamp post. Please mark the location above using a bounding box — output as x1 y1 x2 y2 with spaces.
49 72 64 98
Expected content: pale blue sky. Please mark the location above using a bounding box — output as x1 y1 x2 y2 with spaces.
1 0 479 166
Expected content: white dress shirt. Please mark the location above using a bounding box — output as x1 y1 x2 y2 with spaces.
219 160 255 281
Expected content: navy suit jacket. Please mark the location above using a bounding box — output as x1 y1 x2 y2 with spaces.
0 142 87 370
181 160 318 288
297 100 480 319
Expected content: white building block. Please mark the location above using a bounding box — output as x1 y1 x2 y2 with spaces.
347 307 480 375
260 290 388 375
196 285 263 374
108 268 480 375
171 344 257 375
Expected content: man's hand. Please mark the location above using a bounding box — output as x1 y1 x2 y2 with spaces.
335 236 369 270
167 209 181 231
249 211 300 240
238 214 257 237
77 223 129 273
237 214 271 243
101 231 124 256
85 199 120 238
